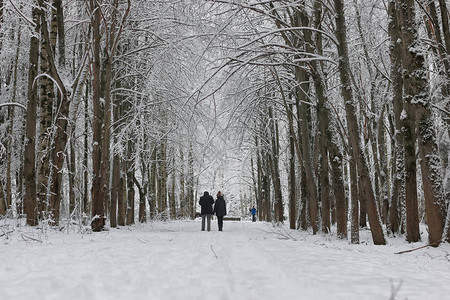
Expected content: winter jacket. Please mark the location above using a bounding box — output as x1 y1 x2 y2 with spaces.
214 196 227 217
250 208 256 216
199 192 214 215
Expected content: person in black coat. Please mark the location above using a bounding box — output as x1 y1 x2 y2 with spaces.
199 191 214 231
213 191 227 231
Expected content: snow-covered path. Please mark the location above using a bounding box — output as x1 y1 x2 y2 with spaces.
1 220 450 300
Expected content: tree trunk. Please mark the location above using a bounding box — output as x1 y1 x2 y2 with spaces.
110 152 120 227
399 0 445 244
334 0 386 245
349 155 359 244
169 153 176 219
158 138 167 217
295 67 319 233
424 0 450 96
110 73 120 227
68 123 76 217
126 138 135 225
90 0 104 231
288 104 296 230
268 107 283 223
117 159 126 226
24 3 40 226
36 0 70 226
187 143 194 219
37 0 54 219
83 82 89 217
330 142 347 239
54 0 65 68
148 147 157 219
387 0 404 235
255 136 263 222
5 26 22 216
437 0 450 243
416 106 446 245
135 174 146 223
179 149 186 218
377 108 389 225
298 154 308 230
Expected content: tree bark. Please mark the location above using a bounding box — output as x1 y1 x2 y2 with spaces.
158 137 167 217
378 107 389 225
437 0 450 242
24 3 40 226
288 105 296 230
5 26 22 216
37 0 54 219
352 0 384 220
90 0 104 231
169 153 176 219
54 0 65 68
255 136 263 222
331 142 347 239
148 146 157 219
187 143 195 219
349 155 359 243
334 0 386 245
37 0 69 226
117 158 126 226
135 174 146 223
110 152 120 227
295 68 319 233
399 0 446 245
126 138 135 225
83 81 89 217
179 149 186 218
387 0 404 235
268 106 283 223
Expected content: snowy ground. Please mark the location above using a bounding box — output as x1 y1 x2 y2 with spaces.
1 219 449 300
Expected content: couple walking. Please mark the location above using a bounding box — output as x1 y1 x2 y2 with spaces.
199 191 227 231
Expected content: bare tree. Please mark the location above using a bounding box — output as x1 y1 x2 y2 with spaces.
89 0 131 231
333 0 385 245
398 0 446 246
387 0 404 235
23 2 40 226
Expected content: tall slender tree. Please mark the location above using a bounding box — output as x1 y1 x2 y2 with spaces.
24 2 40 226
399 0 446 246
387 0 404 235
333 0 385 245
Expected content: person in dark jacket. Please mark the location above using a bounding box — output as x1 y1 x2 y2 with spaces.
199 191 214 231
213 191 227 231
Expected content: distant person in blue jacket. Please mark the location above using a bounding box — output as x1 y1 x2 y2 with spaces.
250 206 257 222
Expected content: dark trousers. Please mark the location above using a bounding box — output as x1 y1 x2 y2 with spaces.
252 214 256 222
217 216 224 231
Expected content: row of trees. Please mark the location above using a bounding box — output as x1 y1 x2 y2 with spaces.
213 0 450 246
1 0 449 247
0 0 223 231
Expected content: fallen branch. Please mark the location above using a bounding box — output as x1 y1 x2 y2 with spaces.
395 238 445 254
259 223 297 241
21 234 43 243
210 245 218 258
136 238 150 244
0 230 13 238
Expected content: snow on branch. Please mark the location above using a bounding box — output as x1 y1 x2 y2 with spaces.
0 102 27 111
